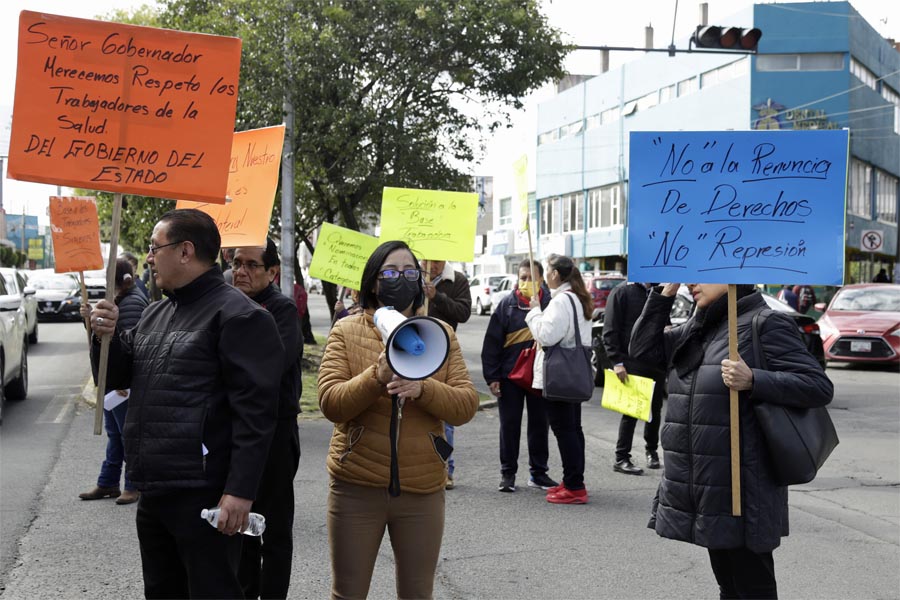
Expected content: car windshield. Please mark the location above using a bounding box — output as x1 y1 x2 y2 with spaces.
831 287 900 312
488 276 507 287
595 279 624 291
31 277 76 291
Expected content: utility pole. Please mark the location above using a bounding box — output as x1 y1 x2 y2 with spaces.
280 4 295 297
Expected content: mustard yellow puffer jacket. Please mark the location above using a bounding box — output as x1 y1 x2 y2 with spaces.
318 311 478 494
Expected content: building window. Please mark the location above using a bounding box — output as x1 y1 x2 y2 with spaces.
659 84 676 104
758 53 843 72
849 158 872 218
850 58 878 90
701 58 749 89
677 76 697 98
876 170 898 224
559 120 584 139
537 129 558 146
588 188 601 229
540 197 562 236
585 114 601 130
600 106 620 124
882 85 900 135
562 193 584 232
498 196 512 227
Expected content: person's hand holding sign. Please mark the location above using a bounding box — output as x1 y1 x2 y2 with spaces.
721 356 753 391
91 299 119 336
423 282 437 300
660 283 680 297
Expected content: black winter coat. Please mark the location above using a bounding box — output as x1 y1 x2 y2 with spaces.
251 283 302 419
630 290 833 552
602 282 665 379
92 286 148 393
481 286 550 383
97 268 284 500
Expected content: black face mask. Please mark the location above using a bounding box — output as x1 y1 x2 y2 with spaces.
377 277 421 312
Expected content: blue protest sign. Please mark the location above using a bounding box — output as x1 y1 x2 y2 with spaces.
627 130 848 285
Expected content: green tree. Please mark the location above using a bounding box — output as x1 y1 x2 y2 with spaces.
160 0 568 304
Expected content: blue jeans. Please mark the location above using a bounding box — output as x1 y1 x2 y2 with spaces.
97 400 133 491
444 423 455 476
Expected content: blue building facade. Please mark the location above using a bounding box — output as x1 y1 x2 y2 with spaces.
532 1 899 283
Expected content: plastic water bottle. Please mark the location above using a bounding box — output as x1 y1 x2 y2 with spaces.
200 508 266 536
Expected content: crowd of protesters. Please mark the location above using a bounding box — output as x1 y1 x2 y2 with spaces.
80 208 833 599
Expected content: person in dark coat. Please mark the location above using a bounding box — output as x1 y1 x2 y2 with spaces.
89 210 283 599
79 257 149 505
630 283 833 599
231 239 302 600
481 259 556 493
602 282 666 475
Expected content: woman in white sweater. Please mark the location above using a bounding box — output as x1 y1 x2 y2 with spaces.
525 254 594 504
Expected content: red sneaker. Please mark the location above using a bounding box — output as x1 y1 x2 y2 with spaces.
547 486 588 505
546 483 565 495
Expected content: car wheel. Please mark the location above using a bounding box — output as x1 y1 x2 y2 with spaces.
6 343 27 401
29 321 38 345
476 298 485 316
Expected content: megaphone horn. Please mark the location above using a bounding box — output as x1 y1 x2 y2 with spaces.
373 307 450 381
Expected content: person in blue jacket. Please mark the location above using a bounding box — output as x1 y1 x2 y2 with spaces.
481 259 557 493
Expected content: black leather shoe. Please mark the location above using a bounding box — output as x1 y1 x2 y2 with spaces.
613 459 644 476
646 452 661 469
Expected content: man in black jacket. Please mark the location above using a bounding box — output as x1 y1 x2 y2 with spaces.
232 239 302 600
602 282 666 475
424 259 472 489
90 210 283 599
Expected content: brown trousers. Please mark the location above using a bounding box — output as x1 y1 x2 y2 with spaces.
327 477 445 600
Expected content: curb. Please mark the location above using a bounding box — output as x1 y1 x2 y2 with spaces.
478 399 498 411
81 378 97 407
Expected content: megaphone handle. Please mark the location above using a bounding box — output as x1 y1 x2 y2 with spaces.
388 394 402 497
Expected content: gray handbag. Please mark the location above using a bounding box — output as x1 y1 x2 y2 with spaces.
542 293 594 403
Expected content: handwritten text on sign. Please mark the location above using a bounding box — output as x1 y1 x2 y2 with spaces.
176 125 285 246
49 196 104 273
7 11 241 204
308 223 381 290
601 370 656 422
627 130 848 285
380 187 478 262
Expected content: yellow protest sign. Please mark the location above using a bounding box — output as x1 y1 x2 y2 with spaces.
176 125 285 247
513 155 529 232
379 187 478 262
309 223 380 290
28 238 44 260
601 370 656 422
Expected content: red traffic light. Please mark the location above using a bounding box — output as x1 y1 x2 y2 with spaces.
693 25 761 51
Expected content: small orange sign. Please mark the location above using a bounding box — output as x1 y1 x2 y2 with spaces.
176 125 285 247
49 196 104 273
7 11 241 204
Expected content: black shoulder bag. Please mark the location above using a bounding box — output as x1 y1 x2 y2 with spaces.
542 293 594 403
751 311 839 486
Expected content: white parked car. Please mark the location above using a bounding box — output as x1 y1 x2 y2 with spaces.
469 274 514 316
489 275 519 314
1 268 38 344
0 273 30 424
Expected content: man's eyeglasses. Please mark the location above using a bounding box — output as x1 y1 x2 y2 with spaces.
378 269 421 281
147 241 183 255
232 259 266 271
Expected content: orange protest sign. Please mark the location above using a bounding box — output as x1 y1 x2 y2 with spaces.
7 11 241 204
49 196 104 273
176 125 285 247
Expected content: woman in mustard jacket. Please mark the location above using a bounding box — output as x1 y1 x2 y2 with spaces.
318 240 478 600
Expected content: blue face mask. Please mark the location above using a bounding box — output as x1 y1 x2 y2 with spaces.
377 277 421 312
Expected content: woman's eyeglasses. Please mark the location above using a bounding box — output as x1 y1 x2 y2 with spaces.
378 269 421 281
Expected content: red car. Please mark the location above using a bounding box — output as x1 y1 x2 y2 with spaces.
815 283 900 365
584 272 626 316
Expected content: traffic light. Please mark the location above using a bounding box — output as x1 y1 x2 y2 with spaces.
692 25 762 51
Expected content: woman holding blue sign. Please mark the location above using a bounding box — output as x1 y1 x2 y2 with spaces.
629 282 833 599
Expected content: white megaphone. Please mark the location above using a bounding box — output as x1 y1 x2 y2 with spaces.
374 307 450 380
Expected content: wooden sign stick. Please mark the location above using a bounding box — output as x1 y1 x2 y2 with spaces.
423 260 431 314
93 193 124 435
79 272 90 345
727 284 741 516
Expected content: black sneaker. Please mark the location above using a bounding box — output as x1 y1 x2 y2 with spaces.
527 473 559 490
498 474 516 492
646 451 661 469
613 459 644 476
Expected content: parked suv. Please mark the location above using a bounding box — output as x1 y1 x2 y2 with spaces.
0 274 30 424
1 268 38 344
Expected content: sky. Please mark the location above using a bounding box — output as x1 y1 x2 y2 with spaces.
1 0 899 226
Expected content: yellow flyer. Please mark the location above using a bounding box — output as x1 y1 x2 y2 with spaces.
601 370 656 422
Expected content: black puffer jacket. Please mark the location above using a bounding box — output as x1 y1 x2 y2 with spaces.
251 283 302 419
630 290 833 552
92 286 147 393
98 268 283 500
